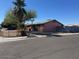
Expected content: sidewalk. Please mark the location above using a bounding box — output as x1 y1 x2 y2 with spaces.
0 33 79 43
54 33 79 35
0 37 27 43
34 33 79 37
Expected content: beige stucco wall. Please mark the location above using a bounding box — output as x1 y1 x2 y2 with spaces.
1 28 21 37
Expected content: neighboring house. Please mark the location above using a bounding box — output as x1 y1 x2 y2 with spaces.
64 25 79 32
26 20 64 32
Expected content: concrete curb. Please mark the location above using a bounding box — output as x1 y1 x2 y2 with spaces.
54 33 79 35
0 33 79 43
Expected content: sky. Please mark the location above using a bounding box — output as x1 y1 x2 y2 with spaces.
0 0 79 25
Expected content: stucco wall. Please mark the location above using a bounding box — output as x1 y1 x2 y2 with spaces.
43 21 62 32
1 29 20 37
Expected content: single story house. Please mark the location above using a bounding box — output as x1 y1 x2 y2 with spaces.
26 20 64 32
64 25 79 32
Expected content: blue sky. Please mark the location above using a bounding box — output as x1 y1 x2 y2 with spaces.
0 0 79 25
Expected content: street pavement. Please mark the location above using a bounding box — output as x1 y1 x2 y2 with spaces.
0 34 79 59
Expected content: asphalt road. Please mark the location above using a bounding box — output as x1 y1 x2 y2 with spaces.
0 34 79 59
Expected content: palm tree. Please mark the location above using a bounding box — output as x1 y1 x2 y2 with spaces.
26 10 37 24
30 10 37 24
13 0 37 24
13 0 26 22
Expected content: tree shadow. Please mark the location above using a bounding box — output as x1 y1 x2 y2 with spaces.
52 35 62 37
46 33 62 37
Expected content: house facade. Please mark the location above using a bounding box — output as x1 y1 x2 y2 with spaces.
26 20 64 32
64 25 79 32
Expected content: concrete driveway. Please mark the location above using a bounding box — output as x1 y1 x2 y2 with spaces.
0 34 79 59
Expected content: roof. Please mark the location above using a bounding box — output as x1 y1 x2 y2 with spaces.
65 24 79 27
26 20 64 26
